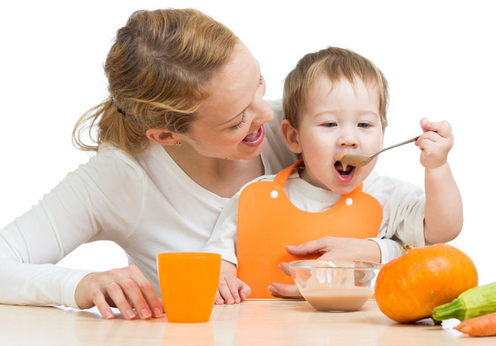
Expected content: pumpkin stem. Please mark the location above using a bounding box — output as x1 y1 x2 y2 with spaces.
401 243 415 254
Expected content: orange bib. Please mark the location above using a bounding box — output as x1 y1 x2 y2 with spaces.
237 159 383 298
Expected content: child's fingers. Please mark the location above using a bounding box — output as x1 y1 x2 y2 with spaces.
420 118 452 139
217 276 240 304
217 284 235 304
217 278 250 303
217 285 235 304
237 279 252 300
228 279 241 303
418 128 453 155
214 291 225 305
417 132 441 154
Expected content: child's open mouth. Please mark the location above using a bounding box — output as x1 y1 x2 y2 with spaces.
334 161 355 183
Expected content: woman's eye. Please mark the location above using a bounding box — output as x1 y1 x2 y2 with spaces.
230 113 246 130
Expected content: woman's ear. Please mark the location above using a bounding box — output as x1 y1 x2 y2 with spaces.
280 120 303 154
146 129 181 146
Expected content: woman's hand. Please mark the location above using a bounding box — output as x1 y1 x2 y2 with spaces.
268 237 381 299
285 237 381 262
75 265 163 320
269 261 303 299
215 260 251 305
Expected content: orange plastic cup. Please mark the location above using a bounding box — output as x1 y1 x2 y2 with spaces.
157 252 221 323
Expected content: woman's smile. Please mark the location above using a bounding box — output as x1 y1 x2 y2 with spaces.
242 126 265 147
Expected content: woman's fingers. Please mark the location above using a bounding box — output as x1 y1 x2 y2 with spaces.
127 266 163 318
268 283 302 299
107 267 162 319
278 262 291 276
93 288 115 320
76 265 163 320
286 237 333 256
105 281 139 320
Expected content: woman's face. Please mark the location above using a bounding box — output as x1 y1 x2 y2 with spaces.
181 43 273 161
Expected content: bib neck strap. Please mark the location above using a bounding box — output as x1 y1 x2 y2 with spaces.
273 159 304 187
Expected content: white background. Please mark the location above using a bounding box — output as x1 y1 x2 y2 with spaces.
1 0 495 285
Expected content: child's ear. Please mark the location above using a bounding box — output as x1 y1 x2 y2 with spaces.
280 120 303 154
146 129 181 146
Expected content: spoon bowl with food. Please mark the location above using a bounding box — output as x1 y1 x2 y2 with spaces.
335 135 420 170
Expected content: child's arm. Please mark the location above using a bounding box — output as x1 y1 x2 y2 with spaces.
215 260 251 305
202 191 252 304
417 118 463 243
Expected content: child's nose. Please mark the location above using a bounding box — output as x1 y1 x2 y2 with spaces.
337 130 359 147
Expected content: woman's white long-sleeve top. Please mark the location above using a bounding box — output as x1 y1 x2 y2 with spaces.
0 100 297 309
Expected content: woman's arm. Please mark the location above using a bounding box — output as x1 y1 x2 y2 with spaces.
0 149 162 319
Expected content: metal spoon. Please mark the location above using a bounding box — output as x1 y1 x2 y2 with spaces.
335 135 421 170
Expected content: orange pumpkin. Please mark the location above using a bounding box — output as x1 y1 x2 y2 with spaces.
375 243 478 323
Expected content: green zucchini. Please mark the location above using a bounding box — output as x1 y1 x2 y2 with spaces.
432 281 496 321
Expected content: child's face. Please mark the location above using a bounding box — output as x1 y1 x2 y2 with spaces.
296 76 383 194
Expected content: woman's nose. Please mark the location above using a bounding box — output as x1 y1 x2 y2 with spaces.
252 100 274 126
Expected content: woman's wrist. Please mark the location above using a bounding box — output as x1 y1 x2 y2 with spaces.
365 239 382 263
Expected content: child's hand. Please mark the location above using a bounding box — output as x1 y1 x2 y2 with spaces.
417 118 454 169
215 260 251 305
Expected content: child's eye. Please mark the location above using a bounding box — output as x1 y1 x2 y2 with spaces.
358 122 370 128
230 113 246 130
322 122 337 128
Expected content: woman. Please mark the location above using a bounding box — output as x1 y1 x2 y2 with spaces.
0 8 294 320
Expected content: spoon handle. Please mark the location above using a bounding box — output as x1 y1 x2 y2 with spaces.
370 135 421 159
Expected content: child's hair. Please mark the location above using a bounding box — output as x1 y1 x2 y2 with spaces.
283 46 389 130
73 8 238 154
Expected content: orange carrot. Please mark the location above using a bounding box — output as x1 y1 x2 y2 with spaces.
454 311 496 337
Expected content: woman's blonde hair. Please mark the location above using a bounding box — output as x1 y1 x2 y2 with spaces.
283 46 389 130
73 9 238 154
